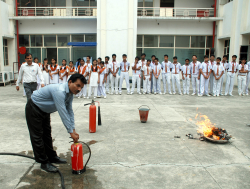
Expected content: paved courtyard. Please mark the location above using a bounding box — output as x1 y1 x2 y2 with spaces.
1 83 250 189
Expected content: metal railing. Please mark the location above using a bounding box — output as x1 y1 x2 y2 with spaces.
137 7 215 17
17 7 97 17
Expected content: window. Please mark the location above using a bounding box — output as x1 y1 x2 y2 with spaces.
175 36 190 47
72 0 97 6
3 39 8 66
144 48 174 62
26 48 41 63
51 0 66 6
175 49 205 64
85 34 96 42
72 35 84 42
224 40 230 56
137 35 143 47
206 36 213 48
58 35 70 46
191 36 205 48
160 36 174 47
31 35 42 47
58 48 70 65
44 35 56 46
19 35 29 46
144 35 158 47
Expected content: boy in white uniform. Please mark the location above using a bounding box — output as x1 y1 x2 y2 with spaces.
199 55 212 97
77 59 89 98
213 57 224 97
237 57 248 96
161 54 172 95
104 56 111 94
245 60 250 95
150 55 156 93
182 59 191 95
152 58 162 95
171 56 182 95
225 55 239 96
190 55 201 96
142 59 152 94
98 61 107 98
209 55 216 95
119 54 130 95
131 56 142 95
139 53 147 89
220 55 228 96
109 54 119 95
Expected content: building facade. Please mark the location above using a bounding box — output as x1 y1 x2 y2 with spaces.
0 0 250 84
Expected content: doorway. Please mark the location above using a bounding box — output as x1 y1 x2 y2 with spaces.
160 0 174 7
47 48 57 64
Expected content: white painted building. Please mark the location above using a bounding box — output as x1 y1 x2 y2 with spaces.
0 0 250 85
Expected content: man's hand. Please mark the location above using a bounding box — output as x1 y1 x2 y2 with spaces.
41 84 45 88
70 132 79 143
144 76 146 80
16 86 19 91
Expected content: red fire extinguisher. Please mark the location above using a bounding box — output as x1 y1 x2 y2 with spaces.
70 141 91 175
84 100 102 133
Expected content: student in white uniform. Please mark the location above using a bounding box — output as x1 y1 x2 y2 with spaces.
97 57 102 67
119 54 130 95
97 61 107 99
77 59 89 98
212 57 225 97
182 59 191 95
59 59 68 84
161 54 172 95
34 57 43 90
139 53 147 89
199 55 212 97
109 54 119 95
67 61 77 81
220 55 228 96
150 55 156 93
42 58 50 86
225 55 239 96
237 57 248 96
142 59 152 94
131 56 142 95
209 55 216 95
85 56 92 69
190 55 201 96
171 56 182 95
88 59 99 99
152 58 162 95
245 60 250 95
48 58 59 84
104 56 111 94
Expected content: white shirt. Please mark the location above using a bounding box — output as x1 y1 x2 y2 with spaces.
120 61 130 72
190 61 201 75
238 64 248 76
131 62 142 75
182 65 191 75
171 62 182 74
104 63 110 74
99 66 107 76
152 64 162 76
84 62 92 69
220 62 227 73
210 60 216 67
142 65 152 76
161 61 172 74
109 61 120 73
226 62 239 72
200 62 212 76
213 64 225 76
139 59 147 70
16 62 44 86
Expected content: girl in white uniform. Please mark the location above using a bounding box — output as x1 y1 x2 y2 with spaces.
34 57 43 90
59 59 68 83
97 61 107 98
88 59 99 99
142 59 152 94
77 59 89 98
42 58 50 86
67 61 77 81
48 58 59 84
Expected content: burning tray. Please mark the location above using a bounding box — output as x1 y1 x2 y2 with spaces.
202 135 230 143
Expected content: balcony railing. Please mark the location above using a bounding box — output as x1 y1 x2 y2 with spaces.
137 7 215 18
17 7 97 17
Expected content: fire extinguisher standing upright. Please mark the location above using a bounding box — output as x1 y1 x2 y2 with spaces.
84 100 101 133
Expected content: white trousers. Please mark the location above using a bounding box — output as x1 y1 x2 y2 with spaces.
200 75 210 95
220 73 226 95
98 75 106 97
183 75 190 94
119 72 130 92
238 75 246 95
209 72 214 94
246 73 250 94
225 72 235 95
110 73 119 93
213 77 221 96
172 74 181 94
162 73 171 93
131 75 141 93
153 76 161 93
105 73 110 92
143 75 151 93
88 86 97 97
192 75 200 94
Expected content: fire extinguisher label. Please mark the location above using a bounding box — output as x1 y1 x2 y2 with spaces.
71 151 73 157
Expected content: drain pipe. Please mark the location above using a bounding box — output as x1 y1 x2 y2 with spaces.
212 0 217 48
15 0 20 70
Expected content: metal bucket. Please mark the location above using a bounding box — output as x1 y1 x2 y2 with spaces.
138 105 150 123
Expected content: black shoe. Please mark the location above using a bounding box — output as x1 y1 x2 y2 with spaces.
50 156 67 164
41 163 58 173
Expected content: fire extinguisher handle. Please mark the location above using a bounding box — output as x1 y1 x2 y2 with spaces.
84 103 91 106
138 105 150 110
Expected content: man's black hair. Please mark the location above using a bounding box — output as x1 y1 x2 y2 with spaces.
112 54 116 57
122 54 127 57
135 56 140 60
34 57 38 60
204 55 209 58
164 54 168 57
173 56 177 59
98 57 102 60
223 55 228 58
68 73 87 84
100 61 104 64
87 56 91 59
141 53 146 56
105 56 110 60
147 59 151 62
62 59 67 62
216 57 221 61
151 55 156 58
155 58 159 61
232 55 237 58
44 58 48 61
242 57 247 61
192 55 197 58
25 53 32 59
210 54 215 57
185 59 190 61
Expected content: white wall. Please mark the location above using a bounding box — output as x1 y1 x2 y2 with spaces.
19 19 97 34
174 0 214 8
137 20 213 35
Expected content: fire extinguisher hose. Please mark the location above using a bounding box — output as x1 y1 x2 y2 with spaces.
79 141 91 172
0 152 65 189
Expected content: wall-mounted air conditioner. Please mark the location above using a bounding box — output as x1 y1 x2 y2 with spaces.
0 72 11 86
